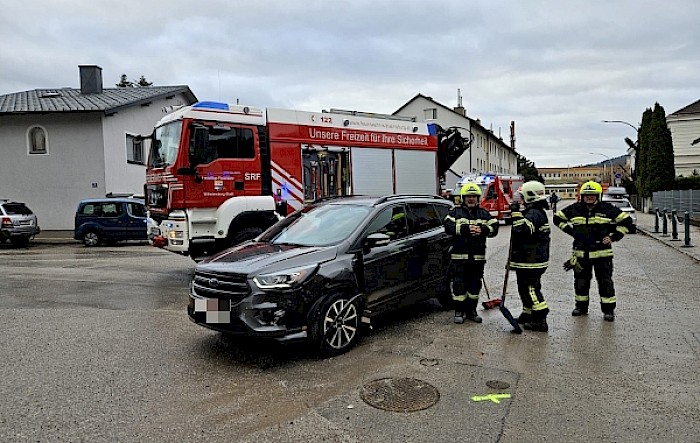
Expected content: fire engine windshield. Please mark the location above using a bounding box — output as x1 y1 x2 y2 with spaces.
149 121 183 168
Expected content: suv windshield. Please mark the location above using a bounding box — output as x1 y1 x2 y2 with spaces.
260 203 372 247
149 121 183 168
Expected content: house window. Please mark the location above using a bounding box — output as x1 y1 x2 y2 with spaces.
424 108 438 120
27 126 48 155
126 134 144 165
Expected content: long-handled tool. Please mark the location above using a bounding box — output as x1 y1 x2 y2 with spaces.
481 277 502 309
500 229 522 334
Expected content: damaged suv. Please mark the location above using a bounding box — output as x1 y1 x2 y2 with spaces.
188 195 454 355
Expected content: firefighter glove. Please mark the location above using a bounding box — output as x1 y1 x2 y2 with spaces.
563 255 584 273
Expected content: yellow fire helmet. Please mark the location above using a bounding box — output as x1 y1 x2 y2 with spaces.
460 182 482 197
579 180 603 198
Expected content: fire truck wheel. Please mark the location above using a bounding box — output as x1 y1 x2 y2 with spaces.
310 293 362 356
82 231 101 247
228 226 264 247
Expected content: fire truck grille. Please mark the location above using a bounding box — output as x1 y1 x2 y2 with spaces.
193 271 251 301
145 184 168 209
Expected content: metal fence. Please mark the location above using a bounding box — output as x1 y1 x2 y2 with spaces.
652 190 700 219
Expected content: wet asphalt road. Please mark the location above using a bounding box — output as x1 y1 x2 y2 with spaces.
0 221 699 442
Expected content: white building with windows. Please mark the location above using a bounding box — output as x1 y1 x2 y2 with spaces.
0 65 196 229
393 93 518 190
667 99 700 176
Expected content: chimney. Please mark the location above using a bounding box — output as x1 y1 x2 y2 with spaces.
453 88 466 116
79 65 103 94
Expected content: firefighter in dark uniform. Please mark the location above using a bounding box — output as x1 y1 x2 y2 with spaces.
509 181 551 332
444 182 499 324
554 181 635 321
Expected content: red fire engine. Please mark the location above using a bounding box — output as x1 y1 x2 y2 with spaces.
145 101 441 259
457 174 524 223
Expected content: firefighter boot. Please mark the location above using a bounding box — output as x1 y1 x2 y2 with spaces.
571 302 589 317
464 300 482 323
603 306 615 322
523 310 549 332
517 311 532 324
453 310 465 324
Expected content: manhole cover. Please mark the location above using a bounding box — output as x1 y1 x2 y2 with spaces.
360 378 440 412
486 380 510 390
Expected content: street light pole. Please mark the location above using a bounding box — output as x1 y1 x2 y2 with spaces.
602 120 638 133
602 119 640 179
589 152 612 184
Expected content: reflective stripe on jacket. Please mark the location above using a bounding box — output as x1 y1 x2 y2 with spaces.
509 206 550 269
553 200 634 257
444 205 498 260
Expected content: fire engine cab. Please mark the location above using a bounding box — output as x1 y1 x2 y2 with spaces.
145 101 441 259
457 174 524 224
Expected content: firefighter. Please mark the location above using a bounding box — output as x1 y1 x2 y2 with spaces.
553 181 635 321
509 181 551 332
444 182 499 324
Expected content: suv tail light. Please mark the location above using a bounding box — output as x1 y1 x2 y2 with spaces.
1 217 12 228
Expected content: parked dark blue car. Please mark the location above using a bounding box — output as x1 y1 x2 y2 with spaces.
74 198 148 246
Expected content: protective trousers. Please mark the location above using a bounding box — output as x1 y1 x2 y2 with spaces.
515 268 549 319
573 256 616 314
451 259 485 312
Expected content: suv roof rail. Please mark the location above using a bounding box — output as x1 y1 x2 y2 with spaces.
310 195 367 204
374 194 444 204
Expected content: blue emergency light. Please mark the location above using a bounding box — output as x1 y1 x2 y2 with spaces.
193 101 230 110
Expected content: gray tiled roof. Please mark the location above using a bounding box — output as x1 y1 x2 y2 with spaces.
670 98 700 116
0 86 196 114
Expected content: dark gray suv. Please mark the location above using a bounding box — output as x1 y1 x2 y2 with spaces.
0 200 40 246
188 195 454 356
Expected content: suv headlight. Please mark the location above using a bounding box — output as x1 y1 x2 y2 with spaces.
253 265 318 290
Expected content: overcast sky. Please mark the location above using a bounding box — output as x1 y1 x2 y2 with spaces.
2 0 699 167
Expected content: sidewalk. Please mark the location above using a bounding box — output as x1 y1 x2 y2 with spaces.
32 230 77 244
635 210 700 261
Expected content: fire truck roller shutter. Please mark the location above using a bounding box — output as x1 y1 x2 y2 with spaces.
394 150 438 195
350 148 393 195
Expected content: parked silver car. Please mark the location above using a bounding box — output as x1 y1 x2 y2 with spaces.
0 200 41 246
602 195 637 226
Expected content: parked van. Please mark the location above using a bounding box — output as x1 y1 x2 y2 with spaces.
74 198 148 246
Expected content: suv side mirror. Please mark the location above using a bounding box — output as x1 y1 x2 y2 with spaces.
364 233 390 250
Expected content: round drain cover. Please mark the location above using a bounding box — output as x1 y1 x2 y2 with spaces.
360 378 440 412
486 380 510 390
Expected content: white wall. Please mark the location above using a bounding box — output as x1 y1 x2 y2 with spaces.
668 115 700 176
0 113 105 229
101 93 191 196
0 92 192 230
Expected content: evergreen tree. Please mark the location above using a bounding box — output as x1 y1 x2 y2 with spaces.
517 155 544 182
137 76 153 87
636 109 653 197
116 74 153 88
116 74 134 88
650 103 675 189
636 103 675 197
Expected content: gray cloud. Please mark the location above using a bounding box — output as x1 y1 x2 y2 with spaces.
2 0 699 167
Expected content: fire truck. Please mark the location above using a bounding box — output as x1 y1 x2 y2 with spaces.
144 101 445 259
456 174 524 223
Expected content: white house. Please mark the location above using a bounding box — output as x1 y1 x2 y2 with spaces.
667 99 700 176
393 93 519 190
0 65 197 230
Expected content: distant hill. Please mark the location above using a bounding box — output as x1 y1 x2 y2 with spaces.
583 154 628 168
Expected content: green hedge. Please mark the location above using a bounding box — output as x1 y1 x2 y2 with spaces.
675 176 700 190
